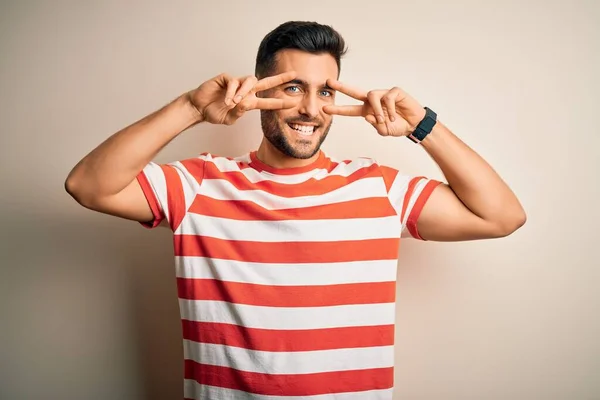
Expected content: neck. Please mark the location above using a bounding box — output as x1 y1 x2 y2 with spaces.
256 138 321 169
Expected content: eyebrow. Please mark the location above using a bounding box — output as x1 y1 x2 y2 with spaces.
287 79 334 91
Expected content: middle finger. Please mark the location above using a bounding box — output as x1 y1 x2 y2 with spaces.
367 91 386 124
233 76 258 103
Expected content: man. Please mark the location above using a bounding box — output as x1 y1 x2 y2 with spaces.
66 21 525 400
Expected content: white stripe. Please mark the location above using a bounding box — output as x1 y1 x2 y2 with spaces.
232 153 252 164
171 161 202 212
202 153 377 184
141 162 168 218
179 300 396 330
207 156 330 184
197 176 388 210
184 380 394 400
183 340 394 374
177 214 401 242
175 258 398 286
387 173 412 216
401 179 431 238
387 174 432 238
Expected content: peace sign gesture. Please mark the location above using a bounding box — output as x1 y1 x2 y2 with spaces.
323 79 427 137
189 71 298 126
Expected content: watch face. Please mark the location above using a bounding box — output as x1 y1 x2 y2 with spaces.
418 108 437 133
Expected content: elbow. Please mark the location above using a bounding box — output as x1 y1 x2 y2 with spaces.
495 209 527 237
64 175 82 204
64 174 94 208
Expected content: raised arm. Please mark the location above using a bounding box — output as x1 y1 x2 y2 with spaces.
64 71 298 223
415 121 526 241
323 79 526 241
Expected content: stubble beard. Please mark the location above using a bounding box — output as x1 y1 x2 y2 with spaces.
260 110 332 160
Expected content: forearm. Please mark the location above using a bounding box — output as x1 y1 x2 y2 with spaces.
66 94 201 200
420 121 526 229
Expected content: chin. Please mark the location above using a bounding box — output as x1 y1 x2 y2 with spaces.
261 111 331 159
278 126 327 159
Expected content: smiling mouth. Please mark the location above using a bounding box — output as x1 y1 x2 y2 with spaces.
287 122 319 137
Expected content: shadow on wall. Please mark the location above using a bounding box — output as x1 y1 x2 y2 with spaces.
122 222 184 400
0 120 266 398
1 208 185 400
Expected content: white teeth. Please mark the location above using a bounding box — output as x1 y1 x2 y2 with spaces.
289 123 316 135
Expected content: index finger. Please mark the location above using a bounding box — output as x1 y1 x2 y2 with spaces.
327 79 368 101
253 98 298 110
253 71 297 92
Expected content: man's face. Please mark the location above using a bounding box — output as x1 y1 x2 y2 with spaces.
260 49 338 159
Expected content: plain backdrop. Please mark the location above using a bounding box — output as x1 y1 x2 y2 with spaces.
1 0 598 399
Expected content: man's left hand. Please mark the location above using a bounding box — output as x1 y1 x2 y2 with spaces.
323 79 426 137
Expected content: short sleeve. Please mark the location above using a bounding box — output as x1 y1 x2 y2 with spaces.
135 157 205 231
381 166 442 240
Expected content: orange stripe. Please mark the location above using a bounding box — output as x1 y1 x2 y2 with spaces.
161 165 186 231
136 171 163 228
179 158 205 185
174 236 400 263
182 321 394 352
177 279 395 307
188 195 397 221
400 176 425 223
184 361 393 396
407 180 442 240
379 166 398 193
203 162 381 197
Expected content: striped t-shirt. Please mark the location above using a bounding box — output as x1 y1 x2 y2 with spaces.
136 149 441 400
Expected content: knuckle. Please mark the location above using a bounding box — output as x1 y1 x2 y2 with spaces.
237 101 249 112
241 75 257 86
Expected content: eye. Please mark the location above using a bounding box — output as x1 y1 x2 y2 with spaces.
320 90 333 97
285 85 301 93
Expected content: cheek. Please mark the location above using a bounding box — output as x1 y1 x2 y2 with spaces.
277 108 298 122
320 106 333 122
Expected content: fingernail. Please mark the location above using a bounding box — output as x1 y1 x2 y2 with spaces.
234 95 242 103
390 116 395 122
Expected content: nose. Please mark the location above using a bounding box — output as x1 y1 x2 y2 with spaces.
298 92 320 119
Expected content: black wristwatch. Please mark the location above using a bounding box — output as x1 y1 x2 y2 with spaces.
407 107 437 144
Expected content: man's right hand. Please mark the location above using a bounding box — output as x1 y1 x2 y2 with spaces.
66 70 299 226
187 70 298 125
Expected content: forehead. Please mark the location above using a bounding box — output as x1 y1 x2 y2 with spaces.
272 49 338 85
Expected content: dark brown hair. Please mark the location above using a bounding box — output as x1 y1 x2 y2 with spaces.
255 21 348 79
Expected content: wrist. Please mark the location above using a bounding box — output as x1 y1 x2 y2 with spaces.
407 107 437 144
419 121 443 146
408 107 427 131
182 92 204 124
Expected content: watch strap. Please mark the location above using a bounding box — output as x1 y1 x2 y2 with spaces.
407 107 437 143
